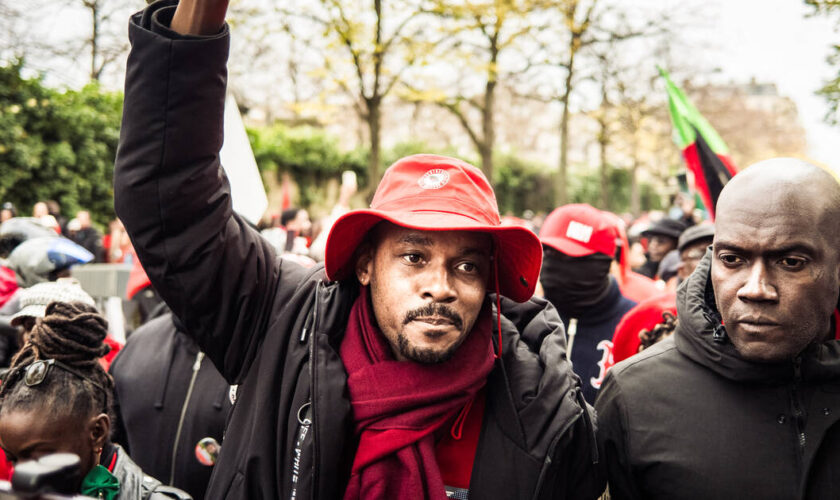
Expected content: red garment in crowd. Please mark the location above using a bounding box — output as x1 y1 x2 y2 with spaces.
125 257 152 300
0 266 18 309
617 270 661 304
609 293 677 371
605 211 662 304
100 335 123 371
103 234 133 264
101 234 114 261
0 450 11 480
835 310 840 340
340 287 494 500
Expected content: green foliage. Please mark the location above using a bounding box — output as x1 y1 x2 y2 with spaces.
569 165 662 214
492 153 556 215
247 124 367 208
0 61 122 227
247 124 664 216
818 45 840 125
806 1 840 125
381 140 466 168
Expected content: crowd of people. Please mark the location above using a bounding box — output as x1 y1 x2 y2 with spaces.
0 0 838 499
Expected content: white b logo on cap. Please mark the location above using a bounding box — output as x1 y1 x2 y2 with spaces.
566 220 593 243
418 169 450 190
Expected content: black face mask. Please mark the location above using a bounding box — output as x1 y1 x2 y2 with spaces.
540 248 613 317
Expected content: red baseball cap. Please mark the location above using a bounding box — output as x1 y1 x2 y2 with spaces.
610 292 677 366
539 204 617 257
324 154 541 302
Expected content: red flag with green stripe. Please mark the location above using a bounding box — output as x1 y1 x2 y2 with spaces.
659 67 738 219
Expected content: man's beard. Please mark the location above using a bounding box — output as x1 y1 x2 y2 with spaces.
398 303 465 364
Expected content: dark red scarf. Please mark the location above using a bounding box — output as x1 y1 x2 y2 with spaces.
341 287 494 500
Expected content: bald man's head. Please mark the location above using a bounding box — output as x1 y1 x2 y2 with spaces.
711 158 840 362
717 158 840 239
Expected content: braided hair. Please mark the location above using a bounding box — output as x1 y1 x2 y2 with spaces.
0 302 114 422
638 311 678 351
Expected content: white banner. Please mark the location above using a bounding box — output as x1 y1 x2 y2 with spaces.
220 94 269 226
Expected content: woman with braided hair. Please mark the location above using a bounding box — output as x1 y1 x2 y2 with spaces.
638 311 678 351
0 302 190 500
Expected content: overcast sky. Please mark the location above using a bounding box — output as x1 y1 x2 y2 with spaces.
685 0 839 172
24 0 840 173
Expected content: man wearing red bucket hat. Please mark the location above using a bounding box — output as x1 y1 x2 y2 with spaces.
113 1 602 498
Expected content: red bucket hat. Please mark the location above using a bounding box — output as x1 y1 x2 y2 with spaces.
539 204 617 258
324 154 541 302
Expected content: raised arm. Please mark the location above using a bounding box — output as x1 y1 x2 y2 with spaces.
114 0 282 383
170 0 228 35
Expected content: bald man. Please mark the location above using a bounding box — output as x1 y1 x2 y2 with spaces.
596 158 840 499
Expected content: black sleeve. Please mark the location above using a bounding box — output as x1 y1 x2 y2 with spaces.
594 373 641 500
114 0 281 383
544 403 606 499
108 355 129 452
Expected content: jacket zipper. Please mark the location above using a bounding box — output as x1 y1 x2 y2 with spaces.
566 318 578 366
169 351 204 485
792 356 806 452
530 408 584 500
308 282 322 500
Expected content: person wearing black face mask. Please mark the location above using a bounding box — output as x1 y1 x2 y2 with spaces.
539 205 637 403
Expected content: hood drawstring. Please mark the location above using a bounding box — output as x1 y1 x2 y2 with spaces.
450 396 475 440
712 323 727 344
494 244 503 360
701 307 728 344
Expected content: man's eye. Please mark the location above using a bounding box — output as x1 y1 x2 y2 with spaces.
779 257 807 270
402 254 422 264
718 254 742 266
457 262 477 273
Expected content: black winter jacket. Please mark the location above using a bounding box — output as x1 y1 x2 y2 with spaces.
114 2 603 499
596 251 840 499
111 313 231 500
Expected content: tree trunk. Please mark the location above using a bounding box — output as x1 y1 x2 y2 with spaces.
557 45 576 206
598 122 609 210
558 96 570 206
481 42 498 180
598 79 610 210
479 143 493 181
481 79 496 180
90 0 99 81
630 158 640 216
367 100 382 190
367 0 383 194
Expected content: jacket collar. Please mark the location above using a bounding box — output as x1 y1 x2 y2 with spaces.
492 295 586 457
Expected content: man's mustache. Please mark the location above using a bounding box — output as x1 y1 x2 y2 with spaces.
403 303 464 331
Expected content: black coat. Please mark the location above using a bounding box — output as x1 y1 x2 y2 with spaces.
596 251 840 499
110 313 231 500
114 2 602 498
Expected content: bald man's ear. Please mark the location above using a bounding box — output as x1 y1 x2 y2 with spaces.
355 242 374 286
